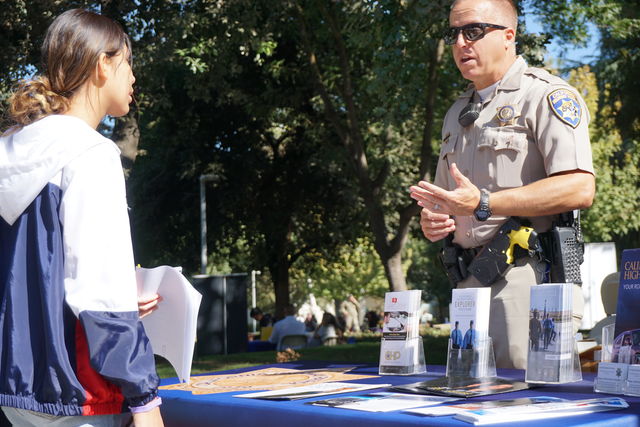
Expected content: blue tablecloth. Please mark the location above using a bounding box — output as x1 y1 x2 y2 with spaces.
158 362 640 427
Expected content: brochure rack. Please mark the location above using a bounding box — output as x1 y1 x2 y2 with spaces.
625 365 640 396
525 283 582 384
526 337 582 384
600 323 615 363
446 337 496 379
594 361 640 396
379 336 427 375
594 362 628 394
379 290 425 376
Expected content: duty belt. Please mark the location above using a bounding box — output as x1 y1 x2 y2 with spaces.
440 218 540 287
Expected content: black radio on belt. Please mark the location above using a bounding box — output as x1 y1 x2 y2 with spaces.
538 211 584 285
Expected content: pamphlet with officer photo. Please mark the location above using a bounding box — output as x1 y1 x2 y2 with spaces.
449 288 491 350
526 283 575 383
448 288 491 378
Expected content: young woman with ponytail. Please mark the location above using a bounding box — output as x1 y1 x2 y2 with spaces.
0 9 163 427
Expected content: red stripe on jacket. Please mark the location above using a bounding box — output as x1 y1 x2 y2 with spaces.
75 320 125 415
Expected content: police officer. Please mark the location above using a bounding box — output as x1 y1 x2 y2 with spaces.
410 0 594 369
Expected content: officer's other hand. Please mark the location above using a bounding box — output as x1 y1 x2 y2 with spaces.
409 177 456 242
419 207 456 242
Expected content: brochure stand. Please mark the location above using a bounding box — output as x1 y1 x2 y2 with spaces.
625 365 640 396
600 323 615 363
379 336 427 375
593 325 621 394
594 361 640 396
446 337 497 379
594 362 628 394
526 337 582 384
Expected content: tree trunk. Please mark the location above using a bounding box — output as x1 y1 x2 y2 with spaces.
382 251 407 292
111 112 140 178
270 255 291 320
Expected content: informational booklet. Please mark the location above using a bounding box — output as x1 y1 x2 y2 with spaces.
613 248 640 365
379 290 424 374
449 288 491 349
526 283 575 383
308 392 458 412
391 376 529 398
136 266 203 383
407 396 565 417
452 397 628 425
233 382 390 401
382 290 422 340
449 288 491 377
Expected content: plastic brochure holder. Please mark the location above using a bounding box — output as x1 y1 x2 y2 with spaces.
625 365 640 396
594 362 640 396
600 323 615 363
378 336 427 376
526 337 582 384
593 325 617 394
446 337 497 379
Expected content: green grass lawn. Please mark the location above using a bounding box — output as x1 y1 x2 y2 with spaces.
156 334 449 379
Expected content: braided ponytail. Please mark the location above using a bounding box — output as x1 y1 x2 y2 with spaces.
8 77 70 127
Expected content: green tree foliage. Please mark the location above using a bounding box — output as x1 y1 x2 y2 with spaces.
126 0 365 316
406 235 451 322
300 237 391 302
567 67 640 242
528 0 640 246
292 0 459 291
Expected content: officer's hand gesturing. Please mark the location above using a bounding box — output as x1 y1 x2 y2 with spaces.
410 163 481 217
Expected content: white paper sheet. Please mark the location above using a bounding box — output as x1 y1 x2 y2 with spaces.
336 393 458 412
234 382 390 400
136 266 202 383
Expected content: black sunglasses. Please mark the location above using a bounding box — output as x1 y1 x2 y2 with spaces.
443 23 507 45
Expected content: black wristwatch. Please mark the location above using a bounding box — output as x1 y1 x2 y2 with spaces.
474 189 492 221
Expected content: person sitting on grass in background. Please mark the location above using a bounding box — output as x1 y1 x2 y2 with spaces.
311 312 344 346
269 304 306 347
250 307 274 328
304 312 318 332
364 310 381 332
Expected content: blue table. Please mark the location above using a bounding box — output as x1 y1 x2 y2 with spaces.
158 362 640 426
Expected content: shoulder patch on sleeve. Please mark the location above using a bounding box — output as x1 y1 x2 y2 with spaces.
547 88 582 128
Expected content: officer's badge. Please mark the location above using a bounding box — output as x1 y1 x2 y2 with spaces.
496 105 518 126
548 89 581 128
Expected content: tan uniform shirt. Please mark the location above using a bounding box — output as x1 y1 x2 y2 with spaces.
435 56 594 249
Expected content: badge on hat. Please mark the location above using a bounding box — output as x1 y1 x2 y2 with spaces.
548 88 581 128
495 105 518 126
